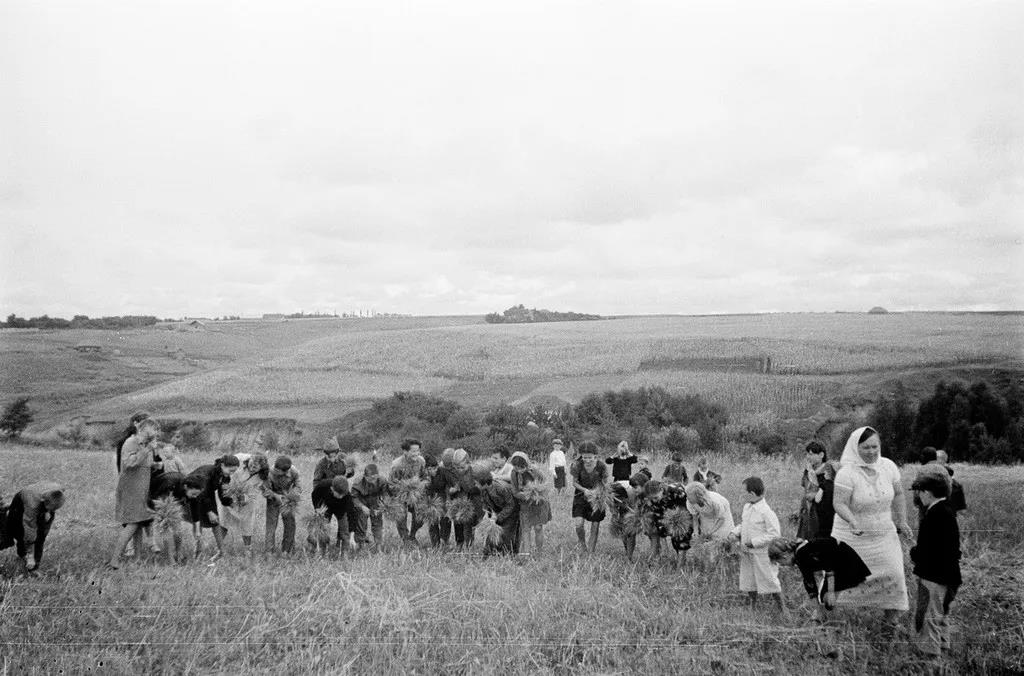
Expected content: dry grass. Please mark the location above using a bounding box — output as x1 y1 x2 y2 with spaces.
1 443 1022 674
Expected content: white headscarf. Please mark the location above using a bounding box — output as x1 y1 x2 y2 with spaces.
839 426 880 468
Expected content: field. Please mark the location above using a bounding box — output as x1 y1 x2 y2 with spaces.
2 313 1022 429
1 444 1022 674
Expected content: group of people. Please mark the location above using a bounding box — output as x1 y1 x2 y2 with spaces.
1 414 966 663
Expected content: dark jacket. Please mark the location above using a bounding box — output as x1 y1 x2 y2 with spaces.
605 454 638 482
662 462 688 484
150 472 187 501
911 499 962 588
351 475 389 511
814 474 836 538
794 537 871 600
313 457 349 484
482 481 519 526
184 465 231 526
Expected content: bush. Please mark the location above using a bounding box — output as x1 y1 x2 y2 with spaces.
258 429 279 452
176 422 212 453
663 425 701 455
56 419 88 447
869 382 917 464
444 409 480 440
337 431 374 454
370 392 462 435
0 397 33 438
484 404 529 442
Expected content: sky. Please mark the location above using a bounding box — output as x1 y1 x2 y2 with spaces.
1 1 1022 318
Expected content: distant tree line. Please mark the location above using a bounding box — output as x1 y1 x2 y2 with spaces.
484 304 602 324
2 314 160 330
871 378 1024 464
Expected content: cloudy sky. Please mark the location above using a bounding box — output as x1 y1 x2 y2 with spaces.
2 1 1022 318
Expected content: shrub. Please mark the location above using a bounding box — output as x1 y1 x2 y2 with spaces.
56 420 88 447
337 431 374 454
176 422 213 453
663 425 701 455
0 397 33 438
484 403 529 442
444 409 480 440
869 382 917 464
370 391 462 435
258 429 279 452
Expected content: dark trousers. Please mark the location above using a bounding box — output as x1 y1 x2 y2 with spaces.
395 506 422 541
453 520 477 548
0 495 51 562
356 511 384 545
429 517 452 546
265 498 296 553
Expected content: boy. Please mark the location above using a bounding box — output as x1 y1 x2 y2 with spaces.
0 482 65 572
640 479 693 565
351 463 388 549
472 464 520 556
319 476 361 552
548 439 568 494
312 439 348 506
692 457 711 485
263 456 300 554
920 447 966 514
610 473 649 561
389 438 426 543
605 441 637 482
768 536 871 622
731 477 786 615
910 465 962 660
637 456 653 480
662 451 688 484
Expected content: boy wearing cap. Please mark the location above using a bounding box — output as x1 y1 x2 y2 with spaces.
313 439 348 502
263 456 300 554
548 439 567 494
910 465 962 660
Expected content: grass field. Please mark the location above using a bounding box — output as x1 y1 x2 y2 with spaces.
1 444 1021 674
3 313 1022 428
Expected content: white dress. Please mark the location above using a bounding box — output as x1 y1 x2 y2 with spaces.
216 453 261 537
688 490 735 540
831 457 909 611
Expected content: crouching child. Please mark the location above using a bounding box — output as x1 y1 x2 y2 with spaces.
351 464 388 550
768 536 871 622
472 464 520 556
0 482 65 573
309 476 361 553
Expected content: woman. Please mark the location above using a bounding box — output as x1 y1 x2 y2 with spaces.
831 427 912 622
217 452 267 553
571 441 608 553
185 455 240 559
509 451 552 556
109 418 162 568
684 481 735 540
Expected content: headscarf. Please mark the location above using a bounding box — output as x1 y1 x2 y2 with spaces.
839 426 880 468
510 451 530 469
452 448 469 466
684 481 708 504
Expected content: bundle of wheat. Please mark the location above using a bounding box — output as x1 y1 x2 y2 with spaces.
222 482 254 508
522 482 550 505
152 497 184 533
414 495 446 525
381 495 409 522
447 496 477 524
303 511 332 547
392 478 426 506
663 507 693 540
619 508 641 537
477 516 504 546
641 510 660 537
585 483 611 513
280 490 301 516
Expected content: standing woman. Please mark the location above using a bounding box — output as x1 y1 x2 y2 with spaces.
571 441 608 553
108 418 162 568
831 427 912 624
217 453 268 554
509 451 552 556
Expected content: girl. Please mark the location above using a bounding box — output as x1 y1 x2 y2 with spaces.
571 441 608 553
509 451 552 556
610 473 648 561
184 455 240 560
109 418 163 569
217 452 268 554
662 451 689 484
684 481 735 540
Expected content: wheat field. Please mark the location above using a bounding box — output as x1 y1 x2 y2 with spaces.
1 443 1021 675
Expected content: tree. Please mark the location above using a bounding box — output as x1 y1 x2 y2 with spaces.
444 409 480 439
0 397 33 438
663 425 701 455
869 382 917 463
2 398 33 437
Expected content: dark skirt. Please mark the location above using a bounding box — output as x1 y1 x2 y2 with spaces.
553 466 566 489
572 492 605 522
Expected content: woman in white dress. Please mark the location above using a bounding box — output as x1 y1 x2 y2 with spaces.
684 481 735 540
831 426 912 623
217 452 268 552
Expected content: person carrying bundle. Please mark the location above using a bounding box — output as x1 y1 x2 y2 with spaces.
263 456 300 554
472 464 520 556
181 455 240 561
768 536 871 622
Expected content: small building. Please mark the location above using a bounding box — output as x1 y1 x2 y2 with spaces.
74 343 103 353
186 320 206 331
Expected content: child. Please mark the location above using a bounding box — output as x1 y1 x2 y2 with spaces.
610 472 648 561
317 476 361 552
263 456 300 554
351 463 388 550
217 453 268 553
910 465 962 660
181 455 240 560
150 471 192 563
490 447 513 484
637 456 653 480
446 450 483 550
473 464 520 556
158 442 188 475
640 479 693 565
571 441 608 553
662 452 688 484
0 482 65 572
692 457 711 486
509 451 552 556
731 477 786 615
313 439 349 505
768 536 871 622
389 438 426 543
548 439 568 494
605 440 637 482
